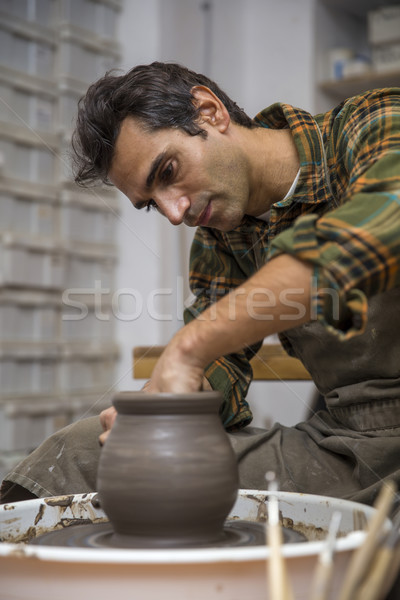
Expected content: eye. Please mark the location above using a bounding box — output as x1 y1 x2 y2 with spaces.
160 163 173 182
145 199 158 212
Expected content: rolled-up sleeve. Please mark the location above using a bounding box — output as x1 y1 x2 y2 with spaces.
270 89 400 339
184 226 261 430
269 153 400 339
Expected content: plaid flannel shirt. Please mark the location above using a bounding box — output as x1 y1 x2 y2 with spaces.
183 88 400 430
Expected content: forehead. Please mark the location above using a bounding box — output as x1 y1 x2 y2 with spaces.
112 117 157 165
108 118 159 190
109 117 183 189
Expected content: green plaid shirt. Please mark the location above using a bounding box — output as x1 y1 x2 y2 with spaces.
184 88 400 430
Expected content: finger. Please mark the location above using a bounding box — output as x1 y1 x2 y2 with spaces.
202 376 213 391
99 429 110 446
100 406 117 431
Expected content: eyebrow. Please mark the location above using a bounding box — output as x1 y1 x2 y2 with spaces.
146 151 167 189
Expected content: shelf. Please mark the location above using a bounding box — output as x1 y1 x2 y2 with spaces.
0 121 59 149
319 69 400 99
0 10 56 45
319 0 400 19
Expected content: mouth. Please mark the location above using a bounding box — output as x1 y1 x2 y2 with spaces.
197 202 212 227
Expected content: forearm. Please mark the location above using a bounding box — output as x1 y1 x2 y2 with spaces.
174 253 313 370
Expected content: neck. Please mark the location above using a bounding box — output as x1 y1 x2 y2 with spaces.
246 127 300 217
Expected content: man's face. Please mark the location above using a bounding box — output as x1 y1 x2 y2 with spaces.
108 116 251 232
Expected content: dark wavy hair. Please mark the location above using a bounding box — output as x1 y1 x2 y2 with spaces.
71 61 255 187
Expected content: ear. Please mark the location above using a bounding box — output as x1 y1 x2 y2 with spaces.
191 85 230 132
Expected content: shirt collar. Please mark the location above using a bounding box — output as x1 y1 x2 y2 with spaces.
254 102 328 206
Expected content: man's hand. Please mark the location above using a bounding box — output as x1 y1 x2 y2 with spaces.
143 330 205 394
98 380 151 445
99 405 117 446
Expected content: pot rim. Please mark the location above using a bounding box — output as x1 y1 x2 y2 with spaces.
112 391 224 414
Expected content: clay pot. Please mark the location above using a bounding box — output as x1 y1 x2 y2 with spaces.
97 391 239 547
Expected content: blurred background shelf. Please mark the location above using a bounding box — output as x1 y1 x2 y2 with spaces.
0 0 122 476
319 68 400 100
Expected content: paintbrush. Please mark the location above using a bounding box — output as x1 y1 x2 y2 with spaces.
265 472 294 600
337 480 397 600
309 510 342 600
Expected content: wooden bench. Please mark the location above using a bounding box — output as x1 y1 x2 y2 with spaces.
133 344 312 381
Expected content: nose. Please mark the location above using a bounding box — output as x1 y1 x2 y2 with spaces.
157 192 190 226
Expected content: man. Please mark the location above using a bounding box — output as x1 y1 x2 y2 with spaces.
1 62 400 508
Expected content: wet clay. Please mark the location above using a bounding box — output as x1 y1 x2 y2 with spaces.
97 391 239 547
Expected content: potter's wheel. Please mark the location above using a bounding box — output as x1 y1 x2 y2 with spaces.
29 519 306 549
1 490 390 600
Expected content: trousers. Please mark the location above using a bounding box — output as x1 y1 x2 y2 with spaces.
2 408 400 509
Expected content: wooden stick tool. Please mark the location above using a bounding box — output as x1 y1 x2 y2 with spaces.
265 472 294 600
309 510 342 600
